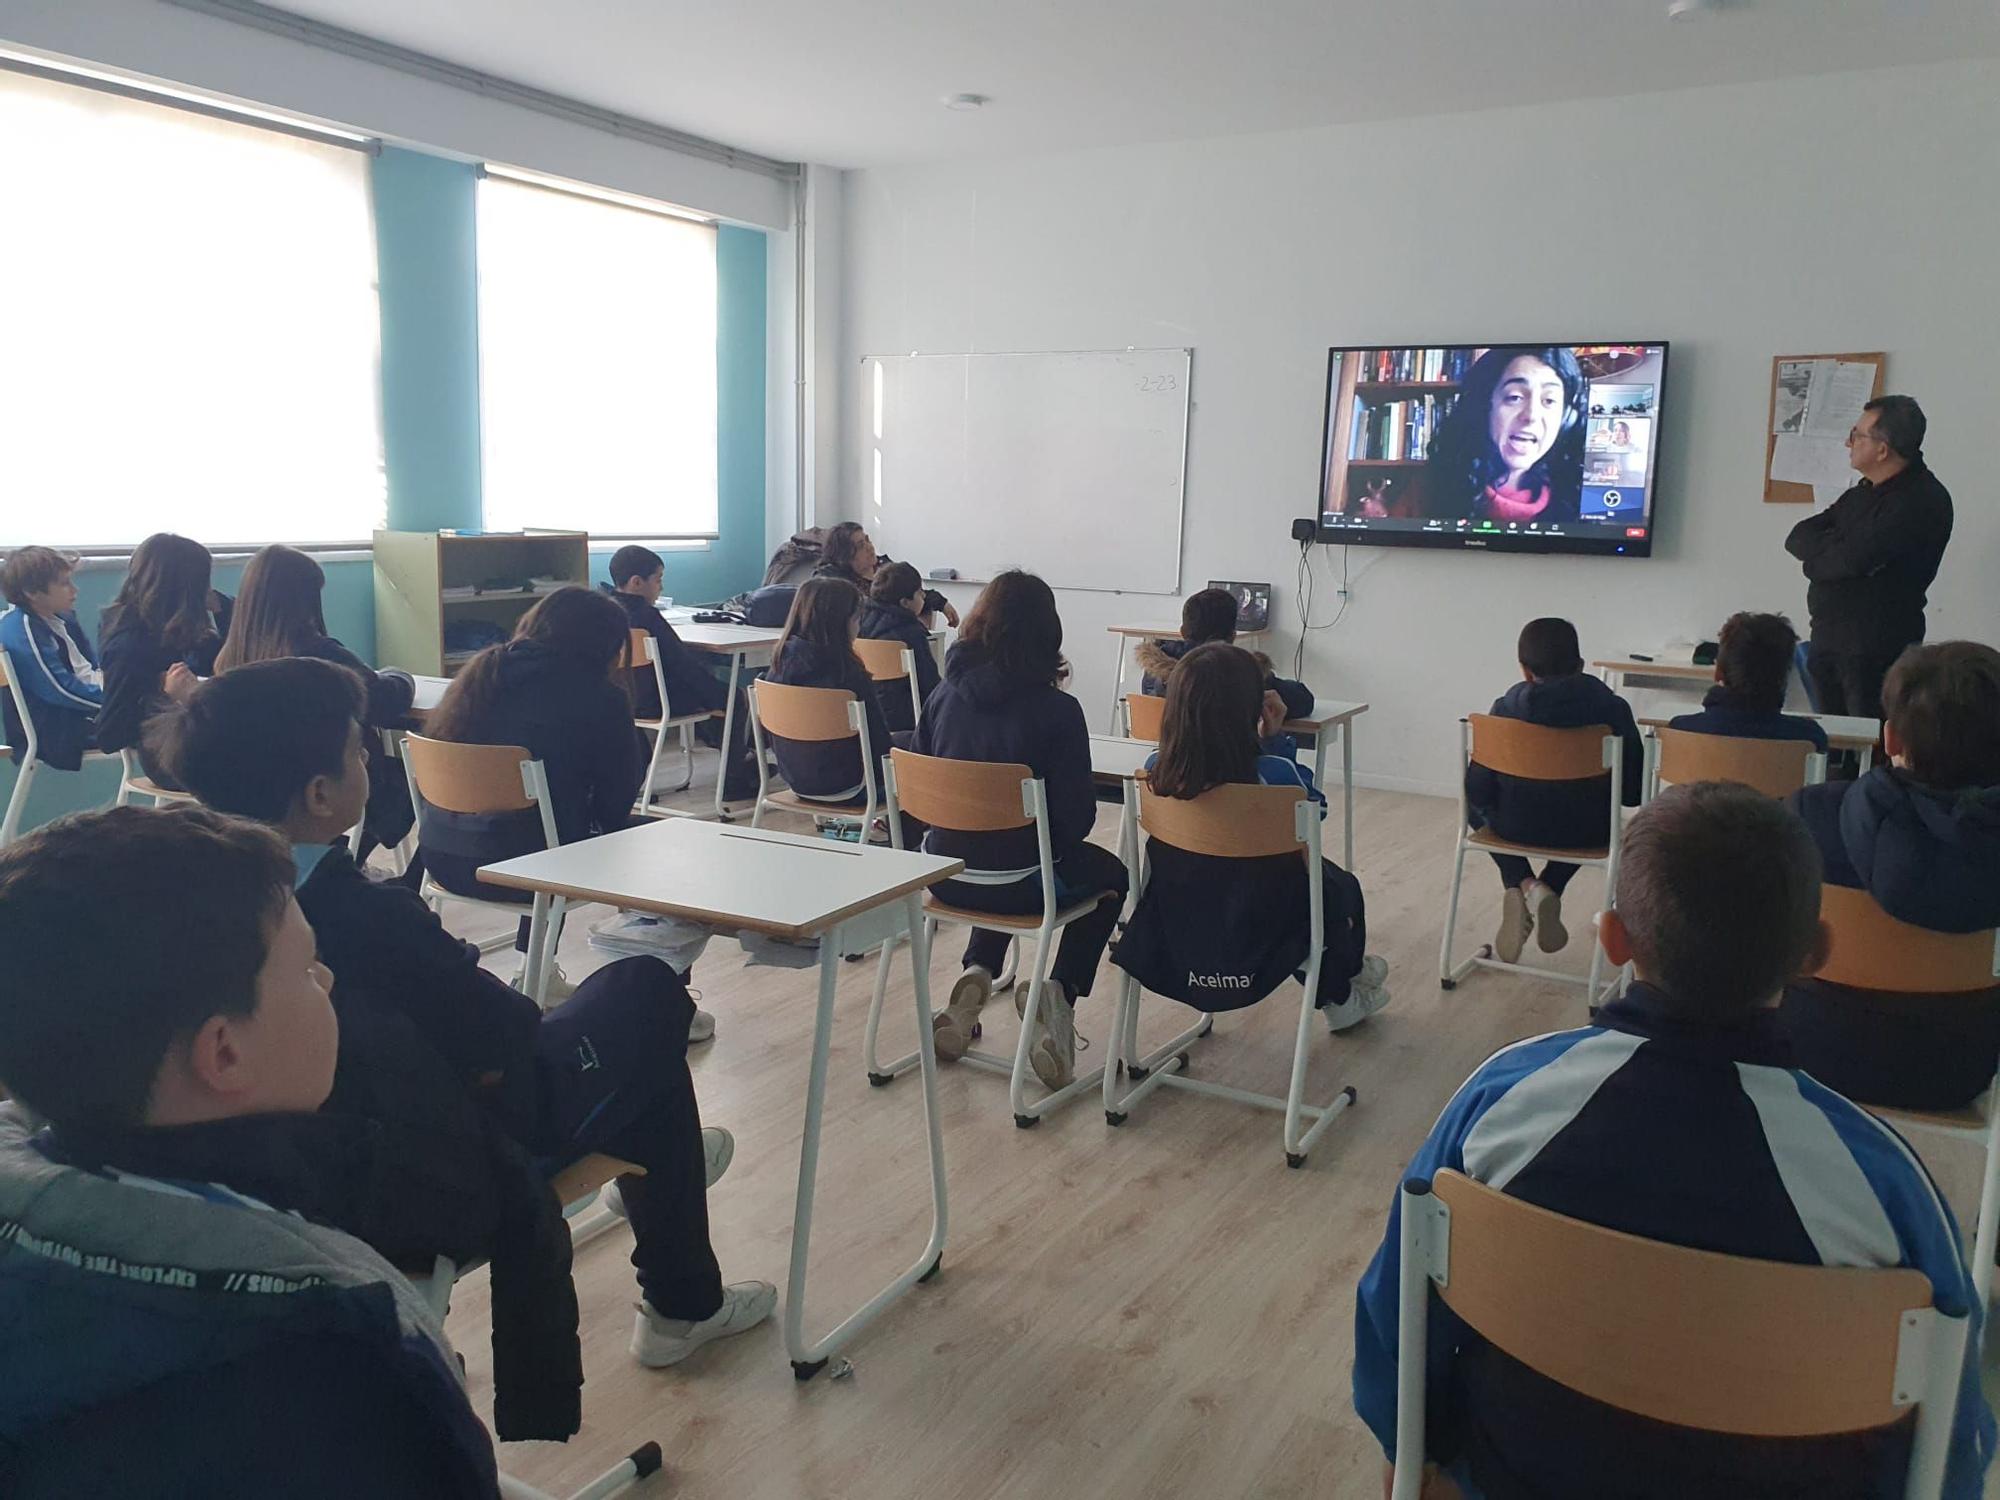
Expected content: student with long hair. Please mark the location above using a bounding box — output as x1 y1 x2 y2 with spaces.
1131 643 1388 1029
911 570 1125 1088
858 561 942 734
1417 346 1588 524
762 575 894 803
96 532 230 783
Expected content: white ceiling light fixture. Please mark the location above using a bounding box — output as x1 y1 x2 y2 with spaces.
943 93 989 111
1668 0 1730 18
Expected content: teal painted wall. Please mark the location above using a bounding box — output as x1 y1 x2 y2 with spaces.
3 147 768 831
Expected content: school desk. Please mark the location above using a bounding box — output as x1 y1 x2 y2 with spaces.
1638 712 1881 773
1105 622 1268 734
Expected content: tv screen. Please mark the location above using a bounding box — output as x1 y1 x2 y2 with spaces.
1317 343 1669 557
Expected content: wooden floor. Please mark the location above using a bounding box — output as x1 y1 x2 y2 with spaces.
430 776 2000 1500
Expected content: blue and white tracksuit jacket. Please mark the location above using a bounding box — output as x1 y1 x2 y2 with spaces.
1353 983 1993 1499
0 606 101 771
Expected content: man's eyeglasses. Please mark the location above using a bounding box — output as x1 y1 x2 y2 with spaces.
1846 425 1881 446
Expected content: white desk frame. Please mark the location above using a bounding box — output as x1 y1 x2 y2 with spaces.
1281 699 1368 870
677 623 784 820
478 818 962 1380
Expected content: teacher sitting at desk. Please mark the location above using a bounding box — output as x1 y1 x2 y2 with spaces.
1784 395 1953 728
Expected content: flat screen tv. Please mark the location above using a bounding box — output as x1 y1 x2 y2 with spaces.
1317 343 1669 557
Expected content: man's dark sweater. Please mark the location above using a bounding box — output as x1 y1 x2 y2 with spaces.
1785 462 1953 655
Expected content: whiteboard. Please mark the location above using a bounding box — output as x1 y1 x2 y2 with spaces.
863 348 1191 595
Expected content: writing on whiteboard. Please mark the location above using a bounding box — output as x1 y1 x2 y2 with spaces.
1136 374 1179 393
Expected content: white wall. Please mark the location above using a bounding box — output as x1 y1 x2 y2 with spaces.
840 59 2000 794
0 0 793 228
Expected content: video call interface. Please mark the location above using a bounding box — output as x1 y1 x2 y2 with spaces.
1318 343 1668 553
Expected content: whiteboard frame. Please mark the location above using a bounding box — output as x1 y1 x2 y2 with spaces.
860 346 1194 597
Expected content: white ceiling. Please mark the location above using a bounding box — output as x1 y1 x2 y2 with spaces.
272 0 2000 169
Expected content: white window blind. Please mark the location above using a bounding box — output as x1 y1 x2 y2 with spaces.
0 66 383 550
476 173 719 539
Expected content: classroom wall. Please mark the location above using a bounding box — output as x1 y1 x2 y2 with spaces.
840 58 2000 795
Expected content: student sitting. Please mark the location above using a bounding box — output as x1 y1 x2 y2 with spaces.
0 806 510 1495
911 570 1128 1088
1136 586 1314 726
1467 617 1643 964
1126 642 1388 1030
152 658 774 1372
0 546 102 773
1782 641 2000 1111
95 532 230 785
214 543 416 851
762 575 895 804
813 522 958 629
1666 611 1829 751
858 560 943 734
601 544 759 801
1353 782 1993 1500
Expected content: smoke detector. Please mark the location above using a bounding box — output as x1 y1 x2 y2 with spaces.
1668 0 1726 17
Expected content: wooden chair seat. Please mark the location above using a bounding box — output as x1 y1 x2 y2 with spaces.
1466 826 1610 862
921 892 1111 930
1124 692 1167 743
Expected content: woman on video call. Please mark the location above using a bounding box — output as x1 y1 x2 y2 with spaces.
1417 345 1588 524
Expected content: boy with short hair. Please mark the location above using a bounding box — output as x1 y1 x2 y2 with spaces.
0 806 506 1494
1783 640 2000 1110
602 542 759 800
150 657 775 1371
1467 616 1644 963
1137 587 1314 722
1666 610 1828 749
0 545 102 773
1354 782 1992 1499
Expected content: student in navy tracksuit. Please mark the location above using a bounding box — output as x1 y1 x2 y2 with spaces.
154 658 775 1374
761 576 895 805
601 544 760 801
95 532 230 786
1126 642 1388 1032
0 546 101 772
1666 610 1828 751
1136 588 1313 755
1355 782 1993 1500
858 561 942 735
1467 617 1643 966
1783 641 2000 1111
212 544 416 851
911 571 1127 1089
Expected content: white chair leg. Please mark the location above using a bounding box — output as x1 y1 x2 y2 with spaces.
1971 1092 2000 1330
863 928 919 1085
637 724 666 816
0 760 33 846
677 722 696 791
1102 974 1131 1121
1439 840 1468 987
1006 928 1059 1125
1282 975 1319 1160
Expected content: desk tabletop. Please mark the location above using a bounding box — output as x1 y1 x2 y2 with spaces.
1090 735 1154 781
677 622 785 652
1590 658 1713 681
1639 712 1880 750
477 818 963 941
1110 623 1268 640
410 675 450 714
1283 698 1369 731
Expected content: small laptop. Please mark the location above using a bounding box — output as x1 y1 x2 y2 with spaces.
1208 580 1271 632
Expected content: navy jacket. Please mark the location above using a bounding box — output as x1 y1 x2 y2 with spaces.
910 641 1095 873
294 633 415 729
857 600 941 734
764 638 893 801
94 595 230 763
1786 462 1953 655
0 606 100 772
1136 636 1315 721
1466 673 1643 850
1354 983 1993 1500
602 585 728 721
1668 685 1828 752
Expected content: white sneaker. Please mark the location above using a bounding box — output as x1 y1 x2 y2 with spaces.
1530 882 1569 954
932 966 991 1062
1028 980 1077 1090
599 1128 731 1223
685 989 717 1045
630 1281 777 1367
1494 888 1533 964
1324 956 1391 1033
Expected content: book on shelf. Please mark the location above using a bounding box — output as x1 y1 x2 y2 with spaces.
1348 391 1445 461
1365 347 1471 384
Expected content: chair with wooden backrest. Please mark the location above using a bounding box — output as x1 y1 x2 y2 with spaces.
1814 883 2000 1325
1391 1169 1967 1500
401 732 567 1004
747 677 878 835
1101 779 1357 1167
854 635 924 730
1439 714 1625 1005
626 628 720 817
1124 692 1166 743
0 650 123 846
864 748 1118 1126
1646 725 1825 802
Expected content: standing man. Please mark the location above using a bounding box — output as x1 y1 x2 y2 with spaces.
1785 394 1953 733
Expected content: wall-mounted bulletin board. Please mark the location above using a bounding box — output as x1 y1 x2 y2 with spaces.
1764 351 1884 506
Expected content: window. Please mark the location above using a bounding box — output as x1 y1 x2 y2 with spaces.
0 65 383 550
477 172 719 539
